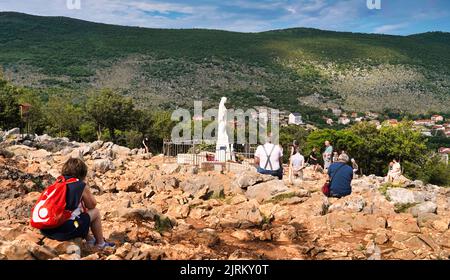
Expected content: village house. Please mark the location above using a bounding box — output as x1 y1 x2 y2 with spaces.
354 117 364 122
288 113 303 125
431 115 444 123
326 118 334 126
414 119 435 127
365 112 379 120
351 112 358 118
338 116 351 125
387 119 399 126
331 108 342 116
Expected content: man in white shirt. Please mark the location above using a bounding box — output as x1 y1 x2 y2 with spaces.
254 133 284 180
289 147 305 184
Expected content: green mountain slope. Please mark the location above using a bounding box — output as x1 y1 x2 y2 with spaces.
1 12 449 117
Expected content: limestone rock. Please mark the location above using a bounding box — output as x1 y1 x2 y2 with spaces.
387 188 425 205
410 201 437 217
231 230 255 241
234 171 275 189
93 159 115 173
328 195 366 213
161 163 180 175
245 180 292 203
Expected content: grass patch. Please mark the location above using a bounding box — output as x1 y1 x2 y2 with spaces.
379 182 403 201
265 192 297 204
394 203 418 213
261 214 273 226
154 215 173 234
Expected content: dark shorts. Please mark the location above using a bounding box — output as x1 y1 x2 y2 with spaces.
41 213 91 241
257 167 283 180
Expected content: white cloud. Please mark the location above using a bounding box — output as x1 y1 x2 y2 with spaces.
373 23 408 34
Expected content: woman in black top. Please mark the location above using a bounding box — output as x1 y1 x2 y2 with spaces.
308 147 320 176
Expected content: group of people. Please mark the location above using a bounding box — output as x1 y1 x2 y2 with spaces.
254 138 358 198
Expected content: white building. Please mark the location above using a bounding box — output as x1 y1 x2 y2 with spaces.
288 113 303 125
431 115 444 122
338 117 351 125
332 108 342 116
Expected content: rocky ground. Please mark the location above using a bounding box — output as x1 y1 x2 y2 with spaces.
0 128 450 260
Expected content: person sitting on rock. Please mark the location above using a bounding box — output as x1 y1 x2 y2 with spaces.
40 158 115 249
386 158 402 183
327 154 353 198
254 133 283 180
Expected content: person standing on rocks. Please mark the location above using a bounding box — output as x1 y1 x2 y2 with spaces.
39 158 115 249
323 141 333 172
332 151 339 163
289 146 305 183
326 153 353 198
254 133 284 180
351 158 359 178
142 137 150 154
307 147 320 176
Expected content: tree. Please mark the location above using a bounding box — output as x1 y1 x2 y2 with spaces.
375 121 427 164
86 89 135 143
45 95 84 138
0 78 21 130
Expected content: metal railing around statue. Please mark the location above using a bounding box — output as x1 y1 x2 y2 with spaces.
162 139 257 167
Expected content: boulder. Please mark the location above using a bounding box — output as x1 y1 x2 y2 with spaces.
89 141 104 151
410 201 437 217
161 163 181 175
0 240 34 260
388 215 420 233
328 195 366 213
387 188 425 205
116 179 144 193
29 149 52 160
218 202 263 228
351 214 387 231
111 207 159 221
166 204 190 219
5 128 20 138
272 225 298 242
197 229 220 247
234 171 275 189
231 230 255 241
180 177 224 200
112 144 131 159
93 159 115 173
245 180 293 203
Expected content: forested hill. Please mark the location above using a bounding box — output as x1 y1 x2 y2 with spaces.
1 12 449 117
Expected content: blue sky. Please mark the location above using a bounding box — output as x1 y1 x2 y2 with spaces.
0 0 449 34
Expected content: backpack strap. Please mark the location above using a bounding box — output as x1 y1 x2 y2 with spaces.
330 163 346 184
56 176 79 185
262 144 276 170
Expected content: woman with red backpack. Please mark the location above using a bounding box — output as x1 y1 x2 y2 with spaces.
31 158 114 249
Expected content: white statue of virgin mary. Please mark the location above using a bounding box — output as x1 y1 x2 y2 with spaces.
215 97 234 162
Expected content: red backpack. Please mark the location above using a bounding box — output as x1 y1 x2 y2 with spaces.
30 176 78 230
